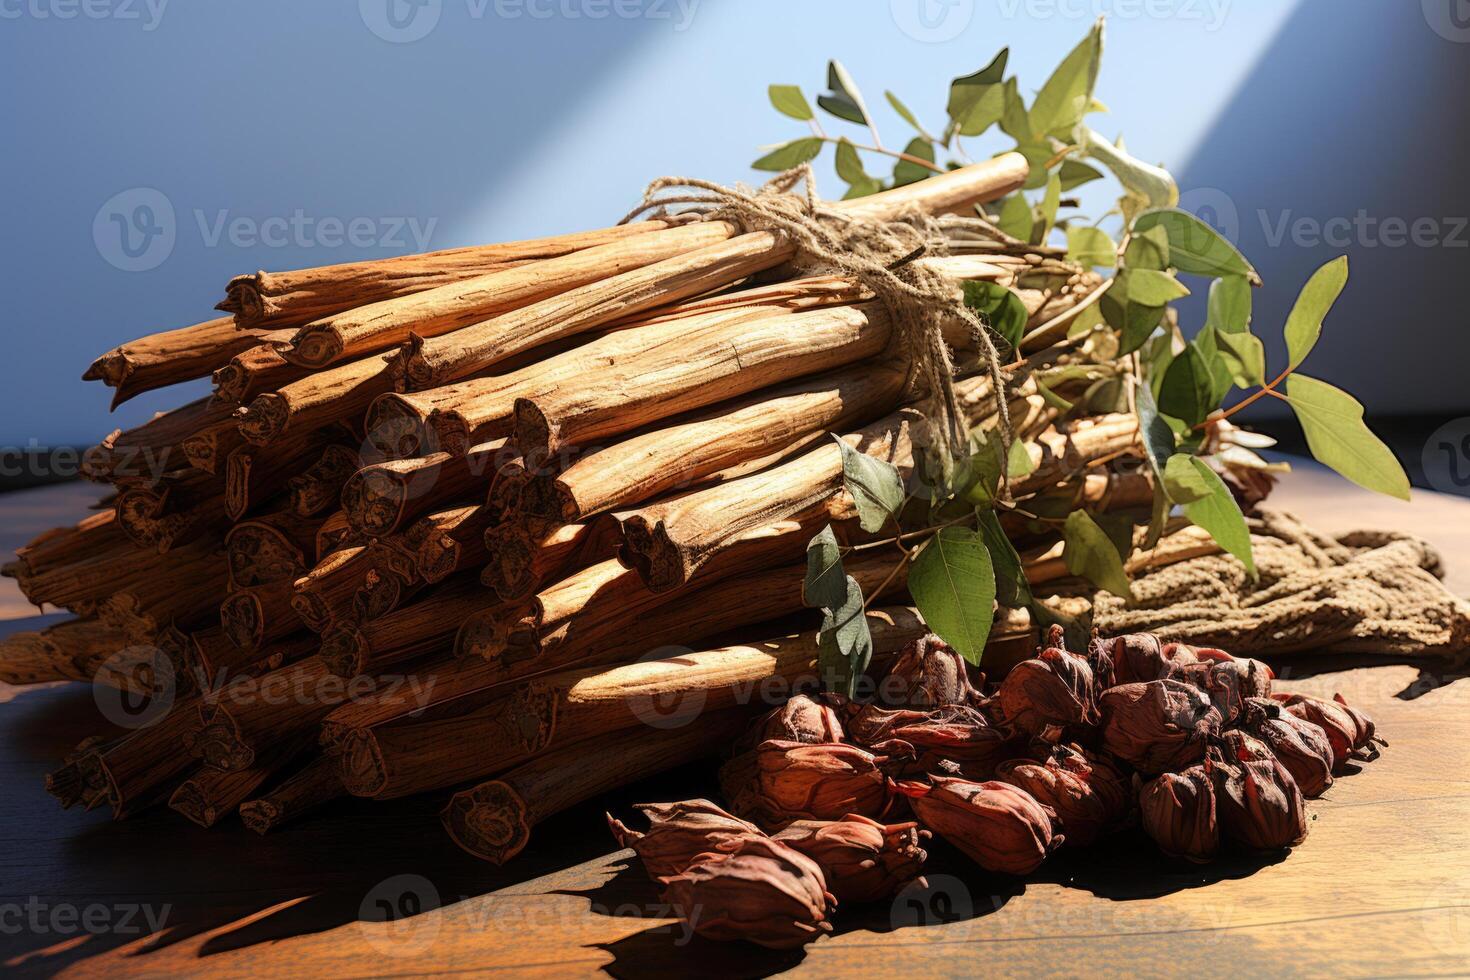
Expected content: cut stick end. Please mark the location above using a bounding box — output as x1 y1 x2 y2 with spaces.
336 729 389 798
511 398 557 460
236 395 289 445
441 781 531 865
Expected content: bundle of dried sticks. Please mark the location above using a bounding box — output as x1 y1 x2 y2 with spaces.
4 154 1165 849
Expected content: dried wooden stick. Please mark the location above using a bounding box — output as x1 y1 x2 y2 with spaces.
169 738 307 828
519 363 907 525
115 477 230 554
84 316 272 409
289 445 363 518
188 627 316 687
340 439 510 538
442 713 750 865
210 330 300 406
283 222 734 369
480 517 622 601
190 656 345 770
92 696 205 818
394 155 1028 390
318 575 494 679
5 509 128 581
224 425 353 521
84 397 234 482
414 505 497 585
239 755 345 834
226 509 320 589
219 222 668 330
220 582 304 652
0 619 131 686
234 354 393 446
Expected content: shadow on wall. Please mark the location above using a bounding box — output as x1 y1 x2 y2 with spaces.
1177 0 1470 423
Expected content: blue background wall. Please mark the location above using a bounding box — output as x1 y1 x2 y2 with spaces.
0 0 1463 449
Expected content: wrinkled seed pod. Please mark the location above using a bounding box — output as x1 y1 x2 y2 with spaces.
903 776 1060 875
880 634 982 709
1139 765 1219 863
1236 698 1335 798
1333 693 1381 750
1108 633 1195 685
1271 692 1357 772
995 746 1131 848
773 814 929 904
719 739 894 831
737 694 845 752
1099 680 1222 775
995 643 1100 739
842 702 1018 781
661 834 834 949
607 798 766 883
1213 753 1309 853
1171 658 1272 723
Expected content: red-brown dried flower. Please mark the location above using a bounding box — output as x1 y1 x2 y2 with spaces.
607 799 765 883
1099 680 1222 774
1139 764 1219 863
1171 658 1272 723
1333 693 1382 752
995 626 1101 740
900 776 1060 875
1236 697 1335 798
1271 692 1358 772
994 745 1132 847
661 834 834 949
841 702 1018 781
1213 750 1309 853
773 814 929 904
1105 633 1196 684
719 740 895 831
736 694 845 752
879 634 984 709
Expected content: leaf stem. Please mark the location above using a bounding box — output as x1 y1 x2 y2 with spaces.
819 137 943 174
863 546 916 613
1195 363 1295 430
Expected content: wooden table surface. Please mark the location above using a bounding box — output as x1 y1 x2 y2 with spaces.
2 462 1468 979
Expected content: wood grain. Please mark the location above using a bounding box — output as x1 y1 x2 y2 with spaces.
0 461 1466 977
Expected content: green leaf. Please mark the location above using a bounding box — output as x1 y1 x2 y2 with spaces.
834 138 867 184
1144 481 1170 550
961 428 1034 505
1124 225 1170 271
768 85 813 121
1214 328 1267 387
1124 268 1190 306
1207 275 1253 334
975 507 1032 609
1133 208 1260 284
1067 225 1116 268
841 177 884 200
1078 126 1179 210
753 137 823 171
1102 279 1167 356
999 77 1030 143
1063 510 1132 599
1012 142 1054 191
1136 382 1177 486
961 280 1028 349
946 49 1009 136
834 435 906 531
1038 172 1062 240
1284 256 1349 371
892 137 935 187
817 575 873 698
886 91 926 136
803 525 847 609
1158 340 1215 427
1166 455 1256 577
1193 325 1237 407
909 527 996 666
1034 375 1075 413
997 193 1033 241
818 60 871 126
1059 158 1104 191
1029 20 1104 139
1286 375 1411 500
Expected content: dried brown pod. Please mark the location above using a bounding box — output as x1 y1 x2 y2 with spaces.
1236 698 1335 798
995 630 1100 739
1105 632 1195 685
736 694 845 752
719 739 894 831
607 799 765 883
841 702 1018 781
994 745 1131 847
1099 680 1222 775
1171 657 1272 723
1213 750 1309 853
661 834 834 949
1139 764 1219 863
773 814 928 904
1271 692 1357 772
1333 693 1383 753
900 776 1060 875
879 634 983 710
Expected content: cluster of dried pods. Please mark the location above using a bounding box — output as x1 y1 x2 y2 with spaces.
609 627 1385 948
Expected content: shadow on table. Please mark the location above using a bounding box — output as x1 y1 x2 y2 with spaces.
1267 651 1470 703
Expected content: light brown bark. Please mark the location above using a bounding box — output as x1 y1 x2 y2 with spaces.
84 317 272 409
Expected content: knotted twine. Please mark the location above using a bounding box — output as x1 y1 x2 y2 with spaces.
620 165 1014 480
1091 510 1470 660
